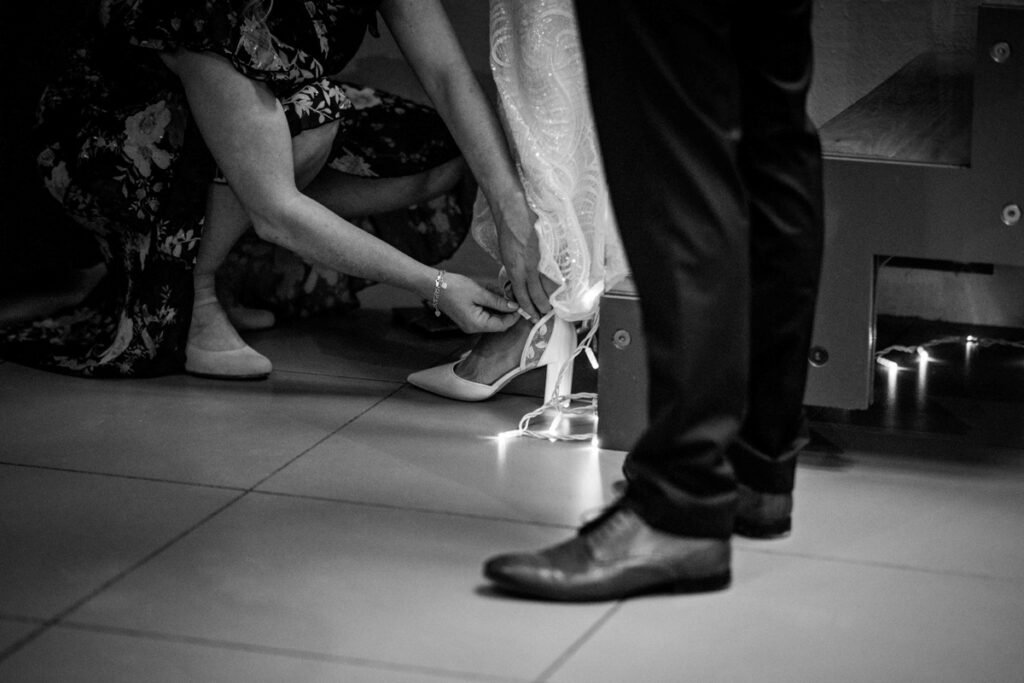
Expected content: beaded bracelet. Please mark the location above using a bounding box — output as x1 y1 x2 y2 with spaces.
431 269 448 317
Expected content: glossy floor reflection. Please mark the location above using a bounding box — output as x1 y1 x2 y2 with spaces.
2 303 1023 682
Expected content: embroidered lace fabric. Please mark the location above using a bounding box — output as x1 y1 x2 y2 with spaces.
471 0 628 322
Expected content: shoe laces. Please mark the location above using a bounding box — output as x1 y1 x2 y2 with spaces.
578 498 632 543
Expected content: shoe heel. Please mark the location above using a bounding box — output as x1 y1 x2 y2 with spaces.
734 517 792 539
670 570 732 595
544 354 574 405
542 318 576 404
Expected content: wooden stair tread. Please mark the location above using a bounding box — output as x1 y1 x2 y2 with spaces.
820 52 974 167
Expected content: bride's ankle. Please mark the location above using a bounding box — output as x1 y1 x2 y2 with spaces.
455 317 535 383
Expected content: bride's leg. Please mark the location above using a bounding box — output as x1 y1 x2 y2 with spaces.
453 316 535 384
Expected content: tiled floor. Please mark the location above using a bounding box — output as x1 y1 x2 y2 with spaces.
2 289 1024 682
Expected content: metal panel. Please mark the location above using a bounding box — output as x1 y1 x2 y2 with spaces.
596 292 649 452
805 4 1024 408
597 6 1024 422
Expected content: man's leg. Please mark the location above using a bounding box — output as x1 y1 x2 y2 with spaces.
577 0 749 539
481 0 746 601
729 0 823 535
481 0 823 601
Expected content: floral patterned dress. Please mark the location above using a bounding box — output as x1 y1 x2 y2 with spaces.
0 0 468 377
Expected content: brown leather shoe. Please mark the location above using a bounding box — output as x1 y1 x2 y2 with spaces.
483 503 731 602
734 483 792 539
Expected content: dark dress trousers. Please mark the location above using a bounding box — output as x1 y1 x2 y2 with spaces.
576 0 825 537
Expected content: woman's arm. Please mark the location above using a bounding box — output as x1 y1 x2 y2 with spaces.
160 49 517 333
380 0 554 322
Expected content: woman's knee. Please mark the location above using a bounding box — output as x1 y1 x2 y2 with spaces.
420 156 467 199
293 120 340 189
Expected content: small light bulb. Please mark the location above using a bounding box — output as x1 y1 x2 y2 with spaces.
877 357 899 370
585 346 599 370
916 347 930 362
966 335 978 344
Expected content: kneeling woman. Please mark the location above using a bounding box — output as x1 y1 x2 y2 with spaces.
1 0 531 378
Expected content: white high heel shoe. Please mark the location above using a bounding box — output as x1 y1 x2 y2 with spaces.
407 310 576 402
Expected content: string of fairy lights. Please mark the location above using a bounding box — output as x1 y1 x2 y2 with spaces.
875 333 1024 369
497 320 1024 444
498 313 601 444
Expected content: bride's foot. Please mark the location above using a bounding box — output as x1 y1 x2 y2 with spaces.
185 291 272 380
454 317 533 385
407 310 575 402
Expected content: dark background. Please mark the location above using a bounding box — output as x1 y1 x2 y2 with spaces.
0 1 101 294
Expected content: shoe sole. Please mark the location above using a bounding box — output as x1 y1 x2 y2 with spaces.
734 518 791 539
487 570 732 603
185 370 270 381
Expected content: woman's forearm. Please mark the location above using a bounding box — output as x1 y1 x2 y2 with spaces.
382 0 529 228
162 48 436 300
254 192 436 299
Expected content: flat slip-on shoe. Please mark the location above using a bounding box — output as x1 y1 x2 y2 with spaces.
186 292 272 380
185 343 272 380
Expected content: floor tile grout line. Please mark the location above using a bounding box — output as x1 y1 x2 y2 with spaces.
736 545 1024 584
0 492 250 663
0 380 408 493
532 603 623 683
6 457 1005 585
25 619 528 683
243 382 407 492
272 367 409 385
0 383 411 663
238 491 1024 584
252 488 578 531
0 461 249 493
0 614 45 626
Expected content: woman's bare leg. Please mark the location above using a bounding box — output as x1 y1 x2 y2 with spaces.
309 159 556 385
190 120 471 347
304 157 466 217
310 157 560 386
189 120 339 354
189 112 539 383
188 182 260 353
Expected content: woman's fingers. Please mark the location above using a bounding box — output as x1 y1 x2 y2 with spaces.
526 274 552 316
444 273 519 334
509 275 540 323
474 310 519 333
481 286 521 316
473 285 520 332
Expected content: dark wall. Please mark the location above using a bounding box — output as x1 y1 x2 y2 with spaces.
0 1 101 291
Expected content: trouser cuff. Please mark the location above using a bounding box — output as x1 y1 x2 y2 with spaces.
623 461 737 539
728 433 805 494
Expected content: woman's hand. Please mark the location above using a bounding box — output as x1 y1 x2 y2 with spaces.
493 192 554 323
381 0 555 320
437 272 520 334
